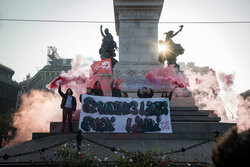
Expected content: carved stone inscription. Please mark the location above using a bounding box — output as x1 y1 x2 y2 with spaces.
118 8 161 20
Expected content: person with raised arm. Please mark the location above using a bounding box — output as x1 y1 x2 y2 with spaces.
58 82 76 133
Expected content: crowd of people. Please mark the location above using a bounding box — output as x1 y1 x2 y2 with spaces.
59 80 178 133
79 81 178 99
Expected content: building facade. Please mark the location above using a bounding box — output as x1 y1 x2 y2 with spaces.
17 47 72 107
0 64 20 113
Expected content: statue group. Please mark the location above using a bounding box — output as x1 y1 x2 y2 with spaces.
99 25 118 68
99 25 184 69
159 25 185 68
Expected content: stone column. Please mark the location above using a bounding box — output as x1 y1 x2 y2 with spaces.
113 0 164 92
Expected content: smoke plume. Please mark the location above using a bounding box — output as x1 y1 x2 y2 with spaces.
9 57 249 145
9 90 61 145
47 56 91 98
146 65 189 88
217 72 250 131
184 68 250 131
184 69 228 120
9 56 91 145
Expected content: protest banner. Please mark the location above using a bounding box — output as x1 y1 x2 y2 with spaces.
79 95 172 133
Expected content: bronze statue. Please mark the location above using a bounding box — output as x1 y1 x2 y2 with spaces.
159 25 185 68
99 25 118 68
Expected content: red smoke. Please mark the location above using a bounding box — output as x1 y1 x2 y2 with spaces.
185 68 250 131
236 95 250 132
219 73 234 87
195 78 203 85
47 75 87 90
10 55 249 147
9 56 91 145
185 69 228 120
47 56 90 99
47 76 63 89
146 65 189 88
9 90 61 145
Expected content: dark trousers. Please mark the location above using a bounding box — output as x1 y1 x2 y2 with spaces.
61 108 73 132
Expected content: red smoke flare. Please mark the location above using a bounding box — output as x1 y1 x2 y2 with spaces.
145 65 189 88
47 75 87 90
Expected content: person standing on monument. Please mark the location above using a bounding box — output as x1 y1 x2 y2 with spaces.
161 86 178 101
137 87 154 98
110 81 122 97
58 82 77 133
161 91 169 98
92 81 104 96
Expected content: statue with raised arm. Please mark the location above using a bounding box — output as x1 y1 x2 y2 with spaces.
159 25 185 68
99 25 118 68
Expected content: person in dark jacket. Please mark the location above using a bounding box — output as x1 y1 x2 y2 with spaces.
122 92 129 98
137 87 154 98
92 81 104 96
58 82 77 133
110 81 122 97
161 86 178 101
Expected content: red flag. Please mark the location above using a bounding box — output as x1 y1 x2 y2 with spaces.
91 59 112 74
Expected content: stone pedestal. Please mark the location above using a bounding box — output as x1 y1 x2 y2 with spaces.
113 0 164 91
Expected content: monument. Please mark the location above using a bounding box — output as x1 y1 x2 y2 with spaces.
113 0 163 93
46 0 233 162
113 0 194 107
0 0 236 165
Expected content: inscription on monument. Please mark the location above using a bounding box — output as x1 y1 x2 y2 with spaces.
118 8 161 20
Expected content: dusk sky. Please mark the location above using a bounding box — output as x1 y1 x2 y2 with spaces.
0 0 249 93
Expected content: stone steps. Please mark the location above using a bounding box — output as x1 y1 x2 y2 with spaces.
171 111 210 116
170 110 219 122
171 115 220 122
46 121 233 138
170 107 198 111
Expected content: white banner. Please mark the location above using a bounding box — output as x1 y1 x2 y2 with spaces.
79 94 172 133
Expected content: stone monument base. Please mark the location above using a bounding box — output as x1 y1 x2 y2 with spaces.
113 63 162 92
113 63 196 107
